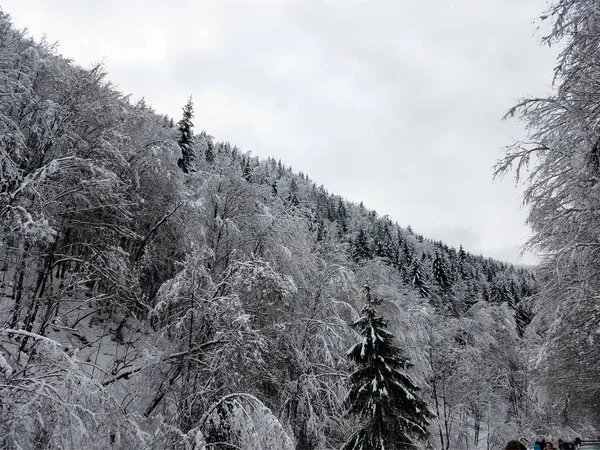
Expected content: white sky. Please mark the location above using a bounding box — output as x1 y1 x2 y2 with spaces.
3 0 557 264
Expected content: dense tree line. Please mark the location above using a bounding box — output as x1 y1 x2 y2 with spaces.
0 8 555 450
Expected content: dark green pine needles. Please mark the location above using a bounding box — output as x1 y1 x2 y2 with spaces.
343 285 431 450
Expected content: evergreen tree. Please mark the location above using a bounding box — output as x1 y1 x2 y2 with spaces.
374 221 393 259
243 157 252 182
352 229 372 262
458 245 470 279
402 241 413 265
410 256 430 298
482 285 490 303
337 198 348 237
387 230 402 268
286 178 299 206
514 301 532 338
432 251 452 294
343 286 431 450
205 137 215 164
316 218 326 242
176 96 196 173
458 245 467 263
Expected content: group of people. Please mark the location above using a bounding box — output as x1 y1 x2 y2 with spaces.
505 441 546 450
505 439 582 450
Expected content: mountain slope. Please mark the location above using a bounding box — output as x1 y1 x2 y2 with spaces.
0 11 536 450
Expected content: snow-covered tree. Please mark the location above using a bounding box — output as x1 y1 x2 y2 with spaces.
177 96 195 173
352 229 372 262
497 0 600 428
410 256 431 299
432 251 452 294
202 394 294 450
343 285 430 450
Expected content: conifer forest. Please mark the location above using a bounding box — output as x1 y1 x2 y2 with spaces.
0 1 599 449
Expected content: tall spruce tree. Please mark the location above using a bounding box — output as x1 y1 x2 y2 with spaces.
352 229 372 262
242 157 253 182
432 251 452 294
343 286 431 450
204 134 215 164
176 96 196 173
337 198 349 237
410 256 431 299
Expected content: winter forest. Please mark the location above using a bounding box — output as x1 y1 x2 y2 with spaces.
0 1 599 449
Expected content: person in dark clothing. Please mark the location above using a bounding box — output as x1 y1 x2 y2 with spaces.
505 440 527 450
559 439 577 450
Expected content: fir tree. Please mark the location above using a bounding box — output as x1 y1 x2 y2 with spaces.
432 251 452 294
374 222 393 259
458 245 470 279
482 285 490 302
352 229 372 262
205 138 215 164
387 230 402 268
286 178 299 206
458 245 467 263
402 241 413 264
176 96 196 173
410 256 430 298
242 157 252 182
514 302 532 338
316 218 326 242
337 198 348 237
343 286 431 450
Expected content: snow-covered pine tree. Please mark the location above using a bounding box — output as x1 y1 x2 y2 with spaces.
410 256 430 298
352 229 372 262
343 285 431 450
205 133 215 163
432 251 452 294
243 156 253 182
337 198 349 237
177 96 196 173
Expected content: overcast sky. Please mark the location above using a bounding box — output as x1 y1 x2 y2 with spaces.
3 0 557 264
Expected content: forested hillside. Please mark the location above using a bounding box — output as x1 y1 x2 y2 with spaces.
0 2 593 448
